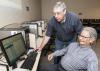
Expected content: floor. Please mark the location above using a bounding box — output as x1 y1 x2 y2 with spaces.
37 39 100 71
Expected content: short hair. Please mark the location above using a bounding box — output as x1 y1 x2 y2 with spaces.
53 1 66 12
83 27 97 41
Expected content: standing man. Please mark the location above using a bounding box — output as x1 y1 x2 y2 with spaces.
37 1 83 64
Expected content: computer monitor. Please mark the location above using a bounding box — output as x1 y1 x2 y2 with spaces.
0 33 27 67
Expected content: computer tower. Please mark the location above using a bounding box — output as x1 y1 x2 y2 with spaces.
21 20 47 37
30 20 46 37
21 22 39 38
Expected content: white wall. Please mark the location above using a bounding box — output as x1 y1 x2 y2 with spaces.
41 0 100 20
41 0 58 21
66 0 100 19
0 0 100 27
0 0 41 28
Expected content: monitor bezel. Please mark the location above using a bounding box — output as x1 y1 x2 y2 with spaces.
0 33 27 66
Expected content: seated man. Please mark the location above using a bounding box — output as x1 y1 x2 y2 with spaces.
48 27 98 71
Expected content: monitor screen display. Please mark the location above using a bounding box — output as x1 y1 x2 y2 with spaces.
0 33 27 66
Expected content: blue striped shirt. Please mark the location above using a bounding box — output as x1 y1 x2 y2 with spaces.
53 42 98 71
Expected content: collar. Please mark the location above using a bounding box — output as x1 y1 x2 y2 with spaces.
79 44 91 48
61 15 66 23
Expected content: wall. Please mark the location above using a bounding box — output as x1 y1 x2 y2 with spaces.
66 0 100 19
41 0 100 20
0 0 41 28
41 0 58 21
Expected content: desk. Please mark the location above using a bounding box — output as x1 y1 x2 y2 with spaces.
20 37 43 71
31 37 43 71
31 51 41 71
0 37 43 71
17 51 42 71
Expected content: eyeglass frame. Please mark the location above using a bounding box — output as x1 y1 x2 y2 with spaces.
78 34 91 38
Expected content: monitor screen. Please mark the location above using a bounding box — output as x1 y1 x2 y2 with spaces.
0 33 27 66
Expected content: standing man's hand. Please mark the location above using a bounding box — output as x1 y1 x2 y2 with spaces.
34 36 50 52
33 47 42 52
48 53 54 61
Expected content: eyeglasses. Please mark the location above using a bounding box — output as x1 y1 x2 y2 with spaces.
78 34 91 38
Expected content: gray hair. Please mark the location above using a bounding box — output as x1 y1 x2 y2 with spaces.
53 1 66 12
83 27 97 41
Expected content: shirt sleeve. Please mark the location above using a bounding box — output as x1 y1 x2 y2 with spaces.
87 52 98 71
46 17 55 37
52 43 72 57
74 17 83 35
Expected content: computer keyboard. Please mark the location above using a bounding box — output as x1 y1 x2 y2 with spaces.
21 51 37 70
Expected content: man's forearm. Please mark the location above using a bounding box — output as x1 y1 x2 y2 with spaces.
52 47 68 57
40 36 50 49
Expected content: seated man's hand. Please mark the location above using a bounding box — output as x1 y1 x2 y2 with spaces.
48 53 54 61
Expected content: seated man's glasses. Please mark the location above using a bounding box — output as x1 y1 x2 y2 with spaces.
78 35 91 38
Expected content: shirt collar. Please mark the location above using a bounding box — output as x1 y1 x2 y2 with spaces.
61 15 66 23
79 44 91 49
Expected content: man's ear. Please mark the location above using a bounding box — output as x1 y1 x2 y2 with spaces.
90 38 95 44
63 9 66 14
